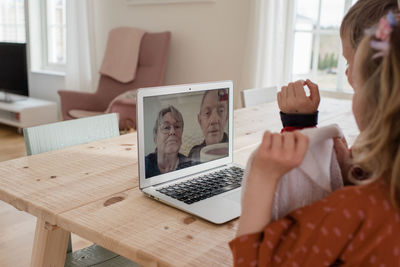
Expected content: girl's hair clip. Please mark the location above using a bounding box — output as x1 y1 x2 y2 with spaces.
375 13 394 41
370 40 390 51
387 11 397 27
368 11 399 59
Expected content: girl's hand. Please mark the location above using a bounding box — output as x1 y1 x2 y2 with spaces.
238 131 309 236
333 137 353 185
250 131 309 181
278 79 320 114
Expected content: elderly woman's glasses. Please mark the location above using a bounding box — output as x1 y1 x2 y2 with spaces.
159 122 183 134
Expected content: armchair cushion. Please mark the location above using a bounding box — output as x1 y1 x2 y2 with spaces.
105 90 137 113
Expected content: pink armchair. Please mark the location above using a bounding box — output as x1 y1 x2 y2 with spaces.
58 30 171 129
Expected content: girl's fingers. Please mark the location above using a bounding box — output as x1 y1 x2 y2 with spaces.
282 132 295 152
271 133 283 151
261 131 272 150
287 83 296 98
280 86 288 110
281 86 287 99
277 91 282 109
333 137 349 155
340 136 348 148
305 79 320 105
293 80 306 98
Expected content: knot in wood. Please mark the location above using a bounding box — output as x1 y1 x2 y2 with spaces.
103 196 125 207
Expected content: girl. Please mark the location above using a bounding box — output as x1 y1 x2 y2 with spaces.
230 12 400 266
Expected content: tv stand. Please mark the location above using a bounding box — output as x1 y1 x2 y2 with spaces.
0 91 12 103
0 91 28 103
0 95 58 130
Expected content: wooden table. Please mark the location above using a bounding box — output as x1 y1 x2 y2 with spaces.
0 98 358 267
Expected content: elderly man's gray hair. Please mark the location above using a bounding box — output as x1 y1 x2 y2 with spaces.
153 105 184 139
199 88 229 112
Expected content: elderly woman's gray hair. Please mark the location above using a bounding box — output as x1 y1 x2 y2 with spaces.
153 105 184 139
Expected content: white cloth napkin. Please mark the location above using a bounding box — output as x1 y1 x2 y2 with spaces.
241 124 344 221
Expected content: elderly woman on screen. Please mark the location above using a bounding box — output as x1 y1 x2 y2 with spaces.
145 105 191 178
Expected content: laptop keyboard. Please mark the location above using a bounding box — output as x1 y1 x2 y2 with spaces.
156 166 244 205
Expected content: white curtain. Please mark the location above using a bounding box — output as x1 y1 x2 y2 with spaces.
65 0 95 92
242 0 295 90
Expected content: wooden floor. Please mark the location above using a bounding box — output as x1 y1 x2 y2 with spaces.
0 124 92 267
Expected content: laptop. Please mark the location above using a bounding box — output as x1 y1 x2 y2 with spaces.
137 80 243 224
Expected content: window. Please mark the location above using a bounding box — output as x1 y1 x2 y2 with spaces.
0 0 26 43
28 0 67 73
0 0 67 73
42 0 67 70
291 0 357 93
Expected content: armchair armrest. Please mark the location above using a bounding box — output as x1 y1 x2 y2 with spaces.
58 90 105 120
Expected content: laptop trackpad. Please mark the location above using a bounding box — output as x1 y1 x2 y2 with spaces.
224 190 241 204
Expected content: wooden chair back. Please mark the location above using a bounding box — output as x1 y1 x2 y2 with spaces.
24 113 120 156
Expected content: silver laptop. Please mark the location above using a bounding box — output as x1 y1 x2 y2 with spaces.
137 81 243 224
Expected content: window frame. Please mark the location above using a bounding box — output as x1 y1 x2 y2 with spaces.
39 0 67 73
290 0 354 93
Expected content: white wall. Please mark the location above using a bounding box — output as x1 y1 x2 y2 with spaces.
28 72 64 106
91 0 251 108
28 0 251 112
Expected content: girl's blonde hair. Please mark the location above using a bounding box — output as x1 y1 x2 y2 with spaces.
351 21 400 207
340 0 398 49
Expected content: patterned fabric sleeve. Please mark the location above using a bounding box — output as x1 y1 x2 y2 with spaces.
229 232 264 266
229 217 297 266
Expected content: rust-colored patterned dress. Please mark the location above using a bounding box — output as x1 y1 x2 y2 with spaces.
229 180 400 266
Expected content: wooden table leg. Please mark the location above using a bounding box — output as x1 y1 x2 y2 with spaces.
30 218 69 267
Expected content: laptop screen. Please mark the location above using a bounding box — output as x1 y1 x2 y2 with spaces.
142 88 230 179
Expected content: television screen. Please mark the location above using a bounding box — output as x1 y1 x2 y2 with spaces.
0 42 28 96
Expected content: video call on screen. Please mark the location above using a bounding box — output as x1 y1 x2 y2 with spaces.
143 88 229 179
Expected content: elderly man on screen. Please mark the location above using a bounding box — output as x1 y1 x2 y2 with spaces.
188 89 229 163
145 106 191 178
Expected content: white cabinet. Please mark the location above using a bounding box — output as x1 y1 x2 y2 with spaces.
0 97 58 128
